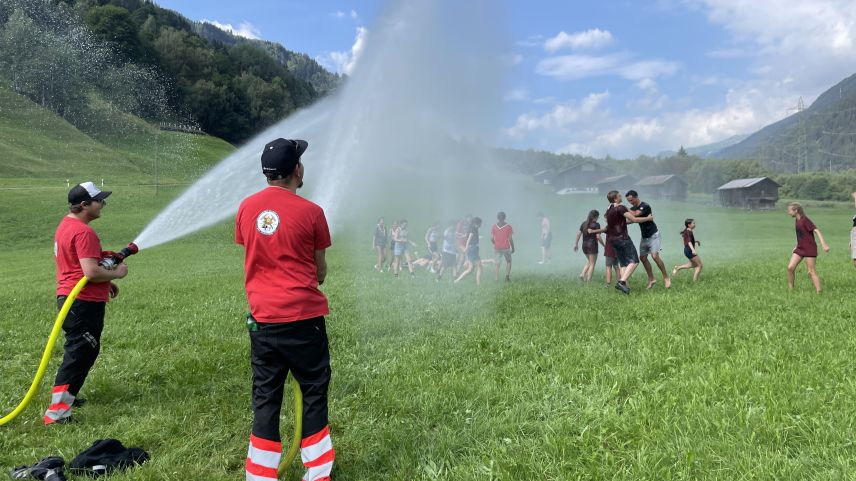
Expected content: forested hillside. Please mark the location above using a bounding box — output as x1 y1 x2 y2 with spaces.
0 0 338 144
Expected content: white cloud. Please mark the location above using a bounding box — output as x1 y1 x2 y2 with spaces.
333 9 359 20
505 91 610 137
317 27 368 75
589 87 790 157
536 54 680 82
692 0 856 95
544 28 614 52
202 20 261 40
516 35 545 48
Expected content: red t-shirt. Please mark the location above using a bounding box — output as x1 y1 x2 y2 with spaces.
55 216 110 302
794 216 818 257
605 204 630 241
235 187 332 323
491 223 514 250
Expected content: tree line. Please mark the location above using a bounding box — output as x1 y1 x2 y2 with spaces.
496 146 856 202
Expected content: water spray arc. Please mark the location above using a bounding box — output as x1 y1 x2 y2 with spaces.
0 245 138 426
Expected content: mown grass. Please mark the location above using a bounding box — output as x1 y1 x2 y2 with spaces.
1 182 855 480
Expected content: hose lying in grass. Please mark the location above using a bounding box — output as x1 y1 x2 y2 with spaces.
0 277 89 427
0 275 303 480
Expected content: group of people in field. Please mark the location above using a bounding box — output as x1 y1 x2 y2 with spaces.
572 189 687 294
371 190 856 294
373 214 516 285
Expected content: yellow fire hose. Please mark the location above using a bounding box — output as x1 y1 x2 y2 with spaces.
0 276 89 427
280 375 303 477
0 275 302 478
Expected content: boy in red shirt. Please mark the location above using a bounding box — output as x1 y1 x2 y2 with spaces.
787 202 830 293
45 182 128 425
491 211 515 282
236 139 334 481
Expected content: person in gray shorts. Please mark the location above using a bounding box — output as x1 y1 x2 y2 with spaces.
626 190 671 289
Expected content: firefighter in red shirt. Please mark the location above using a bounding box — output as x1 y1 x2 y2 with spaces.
236 139 334 481
45 182 128 425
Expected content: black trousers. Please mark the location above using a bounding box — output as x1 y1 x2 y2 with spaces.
249 316 331 442
54 297 106 396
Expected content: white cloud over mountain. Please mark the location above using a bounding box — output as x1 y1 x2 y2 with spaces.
201 20 261 40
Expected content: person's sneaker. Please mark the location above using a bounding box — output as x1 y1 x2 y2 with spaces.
615 281 631 295
505 275 511 282
72 397 86 408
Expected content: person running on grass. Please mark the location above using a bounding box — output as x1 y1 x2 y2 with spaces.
602 190 653 294
437 220 458 281
455 217 483 285
425 222 441 273
672 219 703 282
44 182 128 425
625 190 672 289
537 211 552 264
491 211 515 282
574 209 605 282
386 220 398 272
236 139 334 481
455 215 472 272
786 202 830 293
373 217 387 272
392 219 416 278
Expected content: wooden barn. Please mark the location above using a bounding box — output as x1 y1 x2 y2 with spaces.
716 177 780 210
551 161 614 193
596 175 637 195
633 175 687 201
532 170 554 185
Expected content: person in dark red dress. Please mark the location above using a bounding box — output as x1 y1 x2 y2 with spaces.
574 209 605 282
786 202 830 293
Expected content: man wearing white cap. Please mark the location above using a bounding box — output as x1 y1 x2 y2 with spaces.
44 182 128 425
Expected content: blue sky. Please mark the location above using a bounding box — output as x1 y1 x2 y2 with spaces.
154 0 856 158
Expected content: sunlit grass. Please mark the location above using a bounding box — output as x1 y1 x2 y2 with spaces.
1 185 854 480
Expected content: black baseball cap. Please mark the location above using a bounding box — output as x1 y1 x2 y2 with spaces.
68 181 111 205
261 138 308 177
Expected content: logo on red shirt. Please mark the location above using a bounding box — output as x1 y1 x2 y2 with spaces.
256 210 280 235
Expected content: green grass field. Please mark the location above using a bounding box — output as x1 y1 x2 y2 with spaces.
1 180 855 480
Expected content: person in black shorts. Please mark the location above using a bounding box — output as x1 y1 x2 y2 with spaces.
603 190 653 294
574 209 605 282
673 218 703 282
625 190 671 289
373 217 387 272
455 217 483 285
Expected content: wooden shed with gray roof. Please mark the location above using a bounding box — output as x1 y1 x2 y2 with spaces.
716 177 780 210
633 175 687 201
596 175 636 195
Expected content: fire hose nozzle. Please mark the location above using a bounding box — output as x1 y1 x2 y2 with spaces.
99 242 139 269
